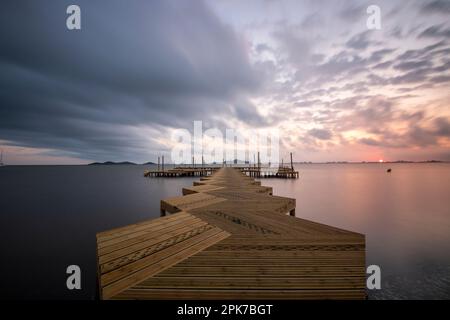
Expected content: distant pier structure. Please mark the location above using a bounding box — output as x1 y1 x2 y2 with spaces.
144 152 299 179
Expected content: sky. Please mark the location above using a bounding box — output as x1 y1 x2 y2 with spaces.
0 0 449 164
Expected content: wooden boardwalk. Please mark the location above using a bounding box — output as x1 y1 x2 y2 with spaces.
144 166 299 179
96 168 366 299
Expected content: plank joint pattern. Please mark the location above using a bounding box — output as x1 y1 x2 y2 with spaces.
96 168 366 299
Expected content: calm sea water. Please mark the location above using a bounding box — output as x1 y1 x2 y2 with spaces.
0 163 449 299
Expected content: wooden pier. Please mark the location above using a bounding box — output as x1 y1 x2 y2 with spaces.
238 166 299 178
144 166 299 179
144 166 217 177
144 152 299 178
96 168 366 299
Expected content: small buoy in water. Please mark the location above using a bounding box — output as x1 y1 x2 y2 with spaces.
387 168 392 173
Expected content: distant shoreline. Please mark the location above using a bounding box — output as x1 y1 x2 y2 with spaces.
1 160 448 166
89 160 447 165
88 161 155 166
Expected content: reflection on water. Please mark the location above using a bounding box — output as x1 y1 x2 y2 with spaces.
0 163 449 299
265 163 450 299
0 164 195 299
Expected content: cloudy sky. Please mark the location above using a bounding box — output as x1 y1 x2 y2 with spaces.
0 0 449 164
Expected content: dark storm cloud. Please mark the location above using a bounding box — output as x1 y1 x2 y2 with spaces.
308 128 332 140
346 31 371 50
418 24 450 39
421 0 450 15
433 117 450 136
0 0 262 161
359 137 381 146
300 13 323 29
338 3 367 21
2 0 450 163
289 44 395 90
396 40 448 61
394 60 432 71
430 75 450 83
359 39 450 88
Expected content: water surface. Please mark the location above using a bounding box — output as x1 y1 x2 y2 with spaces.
0 163 449 299
0 164 194 299
266 163 450 299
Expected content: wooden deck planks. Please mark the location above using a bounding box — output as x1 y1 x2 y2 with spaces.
160 192 228 215
97 212 230 299
96 167 366 300
113 289 365 300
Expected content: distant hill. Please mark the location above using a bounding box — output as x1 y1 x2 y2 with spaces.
142 161 156 165
88 161 137 165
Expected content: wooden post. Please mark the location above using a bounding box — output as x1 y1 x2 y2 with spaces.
162 155 165 172
258 151 261 169
201 155 204 175
257 151 260 177
290 152 294 171
192 156 195 168
158 156 160 171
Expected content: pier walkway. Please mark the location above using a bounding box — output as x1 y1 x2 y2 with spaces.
96 168 365 299
144 166 299 179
